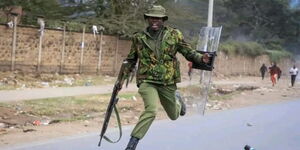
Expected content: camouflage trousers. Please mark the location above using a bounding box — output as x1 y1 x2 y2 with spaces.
131 82 181 139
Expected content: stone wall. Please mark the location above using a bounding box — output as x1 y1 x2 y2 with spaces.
0 24 293 76
214 52 292 77
0 24 131 75
178 52 292 78
0 25 13 70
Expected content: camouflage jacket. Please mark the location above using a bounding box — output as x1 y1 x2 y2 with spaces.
125 26 204 86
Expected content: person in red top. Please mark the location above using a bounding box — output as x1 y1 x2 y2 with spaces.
269 63 281 86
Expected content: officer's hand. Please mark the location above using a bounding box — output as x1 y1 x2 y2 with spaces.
115 81 123 91
202 53 210 63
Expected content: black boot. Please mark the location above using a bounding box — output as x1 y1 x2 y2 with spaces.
125 136 139 150
175 91 186 116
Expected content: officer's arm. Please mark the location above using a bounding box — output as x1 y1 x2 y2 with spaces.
175 30 203 64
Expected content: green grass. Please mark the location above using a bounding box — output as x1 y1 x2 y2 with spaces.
0 73 117 91
179 85 242 101
1 92 139 121
49 75 116 87
118 93 138 99
0 85 16 90
209 91 240 101
0 102 12 107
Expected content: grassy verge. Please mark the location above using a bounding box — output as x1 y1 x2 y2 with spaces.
0 72 117 90
0 92 140 122
1 84 258 126
178 84 255 102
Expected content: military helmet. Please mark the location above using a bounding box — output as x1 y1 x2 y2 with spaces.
144 5 168 21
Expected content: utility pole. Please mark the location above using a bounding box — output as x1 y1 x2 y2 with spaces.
207 0 214 27
200 0 214 83
198 0 222 115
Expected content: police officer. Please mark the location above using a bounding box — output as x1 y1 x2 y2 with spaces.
123 5 210 150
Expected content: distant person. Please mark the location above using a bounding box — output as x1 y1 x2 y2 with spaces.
188 61 193 80
269 63 281 86
289 65 298 87
259 63 268 80
277 66 282 81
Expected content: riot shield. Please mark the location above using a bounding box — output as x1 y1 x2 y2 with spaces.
181 27 222 115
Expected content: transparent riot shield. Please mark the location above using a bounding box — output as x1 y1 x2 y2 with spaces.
181 27 222 116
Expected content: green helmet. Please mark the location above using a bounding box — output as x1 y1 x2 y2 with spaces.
144 5 168 21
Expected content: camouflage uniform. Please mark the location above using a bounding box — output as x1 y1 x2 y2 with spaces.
124 5 206 150
124 26 204 139
126 26 203 86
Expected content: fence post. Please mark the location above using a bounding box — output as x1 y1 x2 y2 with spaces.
11 13 18 71
37 16 45 72
113 36 119 75
60 21 66 74
97 31 103 74
79 23 86 74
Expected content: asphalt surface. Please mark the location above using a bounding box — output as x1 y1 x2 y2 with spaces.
4 99 300 150
0 83 138 102
0 80 203 102
0 77 264 102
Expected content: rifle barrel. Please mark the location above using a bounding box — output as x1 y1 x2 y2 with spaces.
98 84 119 147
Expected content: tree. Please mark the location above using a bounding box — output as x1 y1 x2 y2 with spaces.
222 0 300 51
0 0 65 25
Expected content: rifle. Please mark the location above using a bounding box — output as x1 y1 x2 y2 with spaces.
98 61 129 147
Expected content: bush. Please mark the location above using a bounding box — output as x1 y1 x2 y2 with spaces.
264 38 285 51
242 42 265 57
219 41 265 57
266 50 291 62
219 42 236 55
219 40 291 62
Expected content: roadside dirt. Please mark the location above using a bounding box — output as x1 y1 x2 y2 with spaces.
0 75 300 148
0 71 115 90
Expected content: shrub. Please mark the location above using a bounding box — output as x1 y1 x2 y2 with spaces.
219 41 265 57
219 40 291 62
266 50 291 62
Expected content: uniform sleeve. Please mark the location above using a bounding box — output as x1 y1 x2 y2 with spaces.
122 36 138 80
175 29 203 64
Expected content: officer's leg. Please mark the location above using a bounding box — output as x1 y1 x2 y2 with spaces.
157 84 182 120
126 83 159 150
130 83 159 139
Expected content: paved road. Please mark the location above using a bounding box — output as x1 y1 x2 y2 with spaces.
0 83 138 102
0 80 209 102
0 78 261 102
4 99 300 150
